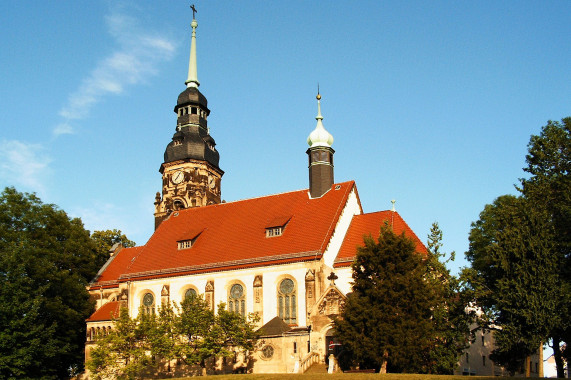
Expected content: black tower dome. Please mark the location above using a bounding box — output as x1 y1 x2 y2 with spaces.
163 86 220 169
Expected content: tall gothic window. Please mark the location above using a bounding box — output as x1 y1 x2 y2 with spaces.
185 288 197 299
228 283 246 317
142 292 155 315
278 278 297 324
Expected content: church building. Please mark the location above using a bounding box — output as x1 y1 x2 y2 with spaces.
85 11 427 374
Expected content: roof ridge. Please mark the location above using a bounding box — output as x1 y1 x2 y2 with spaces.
217 180 356 206
319 181 356 253
389 211 427 253
357 210 392 216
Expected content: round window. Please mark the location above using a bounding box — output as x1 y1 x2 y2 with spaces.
279 278 294 294
230 284 243 299
261 345 274 359
143 292 154 306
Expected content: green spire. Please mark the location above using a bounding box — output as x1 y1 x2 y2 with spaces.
185 7 200 88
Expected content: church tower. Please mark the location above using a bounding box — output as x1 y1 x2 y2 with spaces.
154 9 223 229
307 92 334 198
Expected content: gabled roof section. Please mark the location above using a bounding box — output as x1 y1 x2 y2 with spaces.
115 181 356 281
86 301 121 322
265 215 292 228
89 246 143 289
176 227 205 242
257 316 291 336
334 211 427 268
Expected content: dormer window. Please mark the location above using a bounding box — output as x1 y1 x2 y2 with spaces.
178 240 193 249
266 227 283 237
177 229 203 250
265 216 291 238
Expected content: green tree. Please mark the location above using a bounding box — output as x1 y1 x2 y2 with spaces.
176 296 259 375
88 297 259 377
0 187 98 378
464 195 560 374
90 229 136 274
176 294 216 373
520 117 571 377
87 307 152 380
209 303 259 370
425 223 472 374
151 302 180 372
334 224 440 373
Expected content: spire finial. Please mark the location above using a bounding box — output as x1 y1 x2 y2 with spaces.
185 5 200 88
307 88 334 147
316 85 323 120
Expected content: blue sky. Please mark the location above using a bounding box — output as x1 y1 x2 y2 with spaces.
1 1 569 274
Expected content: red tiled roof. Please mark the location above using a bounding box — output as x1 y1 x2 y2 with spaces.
334 211 427 268
90 246 143 289
102 181 356 282
86 301 121 322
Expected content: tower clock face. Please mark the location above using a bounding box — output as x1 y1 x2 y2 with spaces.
172 170 184 184
208 175 216 189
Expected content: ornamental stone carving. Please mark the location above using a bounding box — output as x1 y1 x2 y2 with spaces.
317 288 345 316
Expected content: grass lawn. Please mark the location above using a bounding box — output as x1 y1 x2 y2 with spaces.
172 375 508 380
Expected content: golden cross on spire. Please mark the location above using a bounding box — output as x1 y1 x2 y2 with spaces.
190 4 197 19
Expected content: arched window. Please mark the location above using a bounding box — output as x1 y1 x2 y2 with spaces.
142 292 155 315
174 200 185 210
278 278 297 324
228 283 246 317
185 288 197 299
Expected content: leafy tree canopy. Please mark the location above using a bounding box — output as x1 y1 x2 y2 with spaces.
464 118 570 376
90 229 136 277
0 187 97 379
521 117 571 376
464 195 560 373
87 296 259 378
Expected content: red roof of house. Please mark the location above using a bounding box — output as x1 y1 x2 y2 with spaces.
90 246 143 289
91 181 357 284
86 301 121 322
334 211 427 268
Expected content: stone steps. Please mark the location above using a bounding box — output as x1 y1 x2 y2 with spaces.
304 363 328 374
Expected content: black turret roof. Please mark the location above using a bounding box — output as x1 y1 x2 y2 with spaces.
162 86 221 170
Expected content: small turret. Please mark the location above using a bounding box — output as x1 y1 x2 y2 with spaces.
306 91 335 198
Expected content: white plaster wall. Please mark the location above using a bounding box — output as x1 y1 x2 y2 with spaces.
127 261 314 327
322 188 362 269
335 267 353 295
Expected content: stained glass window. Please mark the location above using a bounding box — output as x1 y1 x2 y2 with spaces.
142 292 155 315
278 279 296 324
229 283 246 317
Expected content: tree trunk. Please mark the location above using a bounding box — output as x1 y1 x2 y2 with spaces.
552 336 565 378
538 341 543 378
201 359 208 376
379 350 388 374
525 355 530 377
